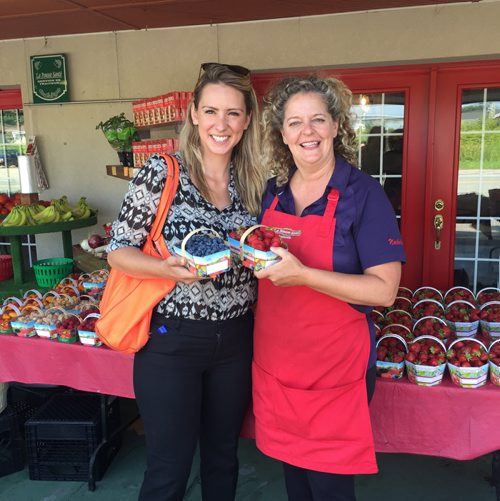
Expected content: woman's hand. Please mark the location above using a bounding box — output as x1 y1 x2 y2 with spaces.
107 247 207 284
254 246 401 307
161 255 206 284
254 247 307 287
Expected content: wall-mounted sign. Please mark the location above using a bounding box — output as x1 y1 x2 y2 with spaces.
31 54 69 104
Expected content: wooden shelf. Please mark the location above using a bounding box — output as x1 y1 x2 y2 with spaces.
106 165 141 180
136 121 183 131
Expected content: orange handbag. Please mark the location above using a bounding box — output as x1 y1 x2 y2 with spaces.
96 155 180 353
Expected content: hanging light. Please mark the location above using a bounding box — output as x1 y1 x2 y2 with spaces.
359 94 370 107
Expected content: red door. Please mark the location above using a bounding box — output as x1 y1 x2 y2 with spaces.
252 60 500 293
424 62 500 293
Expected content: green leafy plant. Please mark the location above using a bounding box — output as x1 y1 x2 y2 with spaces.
96 112 139 152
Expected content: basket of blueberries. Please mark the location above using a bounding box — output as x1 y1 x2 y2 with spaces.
174 227 231 278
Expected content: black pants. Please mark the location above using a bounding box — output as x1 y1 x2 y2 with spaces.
283 365 377 501
134 312 253 501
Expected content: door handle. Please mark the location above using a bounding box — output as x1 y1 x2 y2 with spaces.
434 214 443 250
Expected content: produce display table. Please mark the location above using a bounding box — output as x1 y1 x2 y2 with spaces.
2 334 500 493
0 334 133 491
0 334 133 398
0 215 98 291
370 377 500 460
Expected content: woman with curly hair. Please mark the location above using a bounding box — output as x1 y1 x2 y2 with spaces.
252 75 406 501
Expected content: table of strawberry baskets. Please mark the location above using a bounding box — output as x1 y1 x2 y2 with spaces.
1 284 500 495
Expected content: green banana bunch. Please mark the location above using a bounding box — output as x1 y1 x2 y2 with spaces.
1 206 27 226
33 205 59 224
71 197 93 219
25 204 45 225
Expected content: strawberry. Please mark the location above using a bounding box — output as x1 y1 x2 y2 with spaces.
376 336 407 363
413 299 445 320
406 337 446 366
412 287 443 304
413 316 452 342
477 289 500 305
444 287 475 305
242 227 286 252
445 301 480 322
385 310 412 329
447 339 488 367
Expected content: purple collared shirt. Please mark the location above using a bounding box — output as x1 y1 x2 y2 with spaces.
260 155 406 367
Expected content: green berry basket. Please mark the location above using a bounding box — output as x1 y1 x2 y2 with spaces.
32 258 74 288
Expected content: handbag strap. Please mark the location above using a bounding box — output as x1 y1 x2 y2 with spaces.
147 155 180 257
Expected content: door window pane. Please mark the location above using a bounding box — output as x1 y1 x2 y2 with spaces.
455 88 500 292
353 92 405 218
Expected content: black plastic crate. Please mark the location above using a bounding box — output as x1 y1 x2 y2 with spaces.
25 393 121 482
8 383 63 408
0 400 38 477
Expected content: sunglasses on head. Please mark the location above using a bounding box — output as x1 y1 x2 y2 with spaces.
199 62 250 77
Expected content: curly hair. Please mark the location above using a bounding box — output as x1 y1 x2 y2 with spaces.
179 64 267 216
262 75 357 187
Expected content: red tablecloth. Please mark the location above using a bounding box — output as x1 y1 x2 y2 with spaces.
0 335 134 398
2 335 500 460
370 377 500 460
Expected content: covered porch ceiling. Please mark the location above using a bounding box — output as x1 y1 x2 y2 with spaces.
0 0 476 42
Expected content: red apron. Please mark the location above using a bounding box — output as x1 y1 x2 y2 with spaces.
252 189 377 475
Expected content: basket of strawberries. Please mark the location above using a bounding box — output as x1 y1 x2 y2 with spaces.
476 287 500 306
488 339 500 386
370 309 385 331
412 299 445 320
389 296 413 313
412 315 453 345
405 335 447 386
444 286 476 305
446 338 489 388
56 312 82 343
397 286 413 300
412 286 443 304
381 323 414 343
385 309 413 330
479 301 500 339
228 225 286 271
77 313 102 347
445 300 480 338
376 333 408 379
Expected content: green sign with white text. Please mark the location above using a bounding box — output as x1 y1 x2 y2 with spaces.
31 54 69 104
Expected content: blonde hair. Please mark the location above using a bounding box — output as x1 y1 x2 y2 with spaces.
262 75 357 187
179 64 267 216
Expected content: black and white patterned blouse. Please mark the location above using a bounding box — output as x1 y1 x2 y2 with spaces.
108 153 257 321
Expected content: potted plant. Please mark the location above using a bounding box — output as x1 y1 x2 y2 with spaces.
96 113 139 166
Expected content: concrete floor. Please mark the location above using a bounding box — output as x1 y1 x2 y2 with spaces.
0 397 497 501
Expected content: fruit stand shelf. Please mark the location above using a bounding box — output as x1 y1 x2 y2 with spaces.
106 165 140 180
0 215 98 295
0 215 97 236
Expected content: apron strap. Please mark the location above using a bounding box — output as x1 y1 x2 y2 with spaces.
269 194 280 211
320 188 339 236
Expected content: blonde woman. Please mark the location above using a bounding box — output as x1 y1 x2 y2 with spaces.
107 63 266 501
